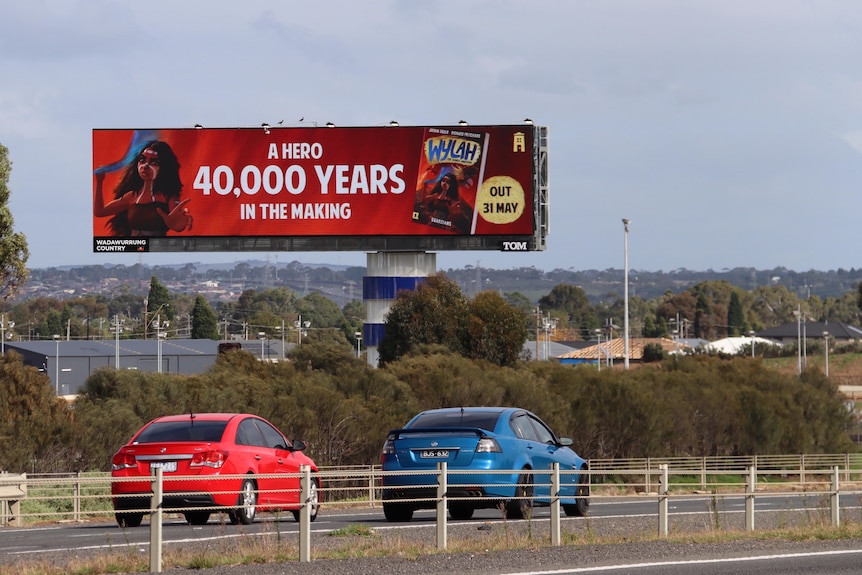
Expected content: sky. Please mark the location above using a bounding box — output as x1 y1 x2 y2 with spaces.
2 0 861 274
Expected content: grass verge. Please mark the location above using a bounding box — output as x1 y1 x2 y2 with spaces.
5 517 862 575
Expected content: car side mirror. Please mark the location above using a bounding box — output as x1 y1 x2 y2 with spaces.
558 437 573 447
291 439 307 452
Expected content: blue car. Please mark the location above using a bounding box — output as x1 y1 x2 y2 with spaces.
380 406 589 521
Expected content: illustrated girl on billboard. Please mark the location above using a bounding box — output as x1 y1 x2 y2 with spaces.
94 140 192 237
416 171 472 234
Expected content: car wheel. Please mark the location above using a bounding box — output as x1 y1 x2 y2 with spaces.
291 477 320 522
229 478 257 525
564 476 590 517
506 471 534 520
115 511 143 528
184 511 211 525
383 502 414 522
448 502 474 520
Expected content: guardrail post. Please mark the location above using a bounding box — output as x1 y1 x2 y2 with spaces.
299 465 311 562
74 471 81 522
831 465 840 527
436 462 447 550
745 466 755 531
701 457 706 491
800 454 805 484
550 463 560 546
645 457 651 492
658 464 668 538
369 464 376 507
149 467 163 574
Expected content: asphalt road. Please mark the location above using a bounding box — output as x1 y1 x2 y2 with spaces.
3 496 862 574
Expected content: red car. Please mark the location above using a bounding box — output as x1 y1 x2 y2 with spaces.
111 413 319 527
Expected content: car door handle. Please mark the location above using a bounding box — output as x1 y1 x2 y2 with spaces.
255 455 261 460
277 459 284 464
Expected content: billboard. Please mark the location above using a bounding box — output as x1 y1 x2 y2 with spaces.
92 124 548 253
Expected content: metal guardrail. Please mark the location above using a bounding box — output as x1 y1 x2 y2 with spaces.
4 454 862 572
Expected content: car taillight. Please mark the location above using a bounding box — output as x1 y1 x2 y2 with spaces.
190 450 227 468
476 437 501 453
381 434 395 455
111 452 137 471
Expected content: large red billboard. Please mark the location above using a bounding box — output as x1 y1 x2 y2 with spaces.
92 125 544 253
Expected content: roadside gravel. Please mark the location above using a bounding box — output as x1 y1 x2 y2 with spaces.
153 512 862 575
157 537 862 575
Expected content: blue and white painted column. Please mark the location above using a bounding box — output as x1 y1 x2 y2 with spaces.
362 251 437 366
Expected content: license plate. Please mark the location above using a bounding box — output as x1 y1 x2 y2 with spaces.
150 461 177 473
420 450 449 458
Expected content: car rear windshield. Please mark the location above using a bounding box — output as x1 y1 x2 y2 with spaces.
134 420 229 443
410 411 500 432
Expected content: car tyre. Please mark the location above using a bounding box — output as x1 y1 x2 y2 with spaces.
506 471 534 520
448 502 474 520
564 475 590 517
229 478 257 525
291 477 320 522
115 511 144 528
383 502 414 522
184 511 211 525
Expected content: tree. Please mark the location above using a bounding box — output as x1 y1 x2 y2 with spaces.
145 275 173 337
538 284 598 334
379 275 528 367
727 291 746 336
0 144 30 304
465 291 529 367
190 294 219 339
0 352 72 472
378 274 470 364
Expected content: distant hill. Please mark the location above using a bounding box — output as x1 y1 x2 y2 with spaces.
26 261 862 306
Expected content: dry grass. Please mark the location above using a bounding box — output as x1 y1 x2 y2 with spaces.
5 513 862 575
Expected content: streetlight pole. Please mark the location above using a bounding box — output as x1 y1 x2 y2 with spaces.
157 331 165 373
622 218 631 369
823 331 830 377
113 315 121 369
53 334 61 395
795 307 802 375
595 328 602 372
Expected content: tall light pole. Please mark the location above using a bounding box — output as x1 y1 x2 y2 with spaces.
53 334 61 395
157 331 166 373
794 307 801 375
295 315 310 347
622 218 631 369
595 328 602 372
113 315 121 369
823 331 830 377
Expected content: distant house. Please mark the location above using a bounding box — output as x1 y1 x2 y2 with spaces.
556 337 691 365
704 336 781 355
756 321 862 346
2 338 290 397
522 340 578 361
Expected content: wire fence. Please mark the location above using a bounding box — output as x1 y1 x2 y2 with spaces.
4 454 862 572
